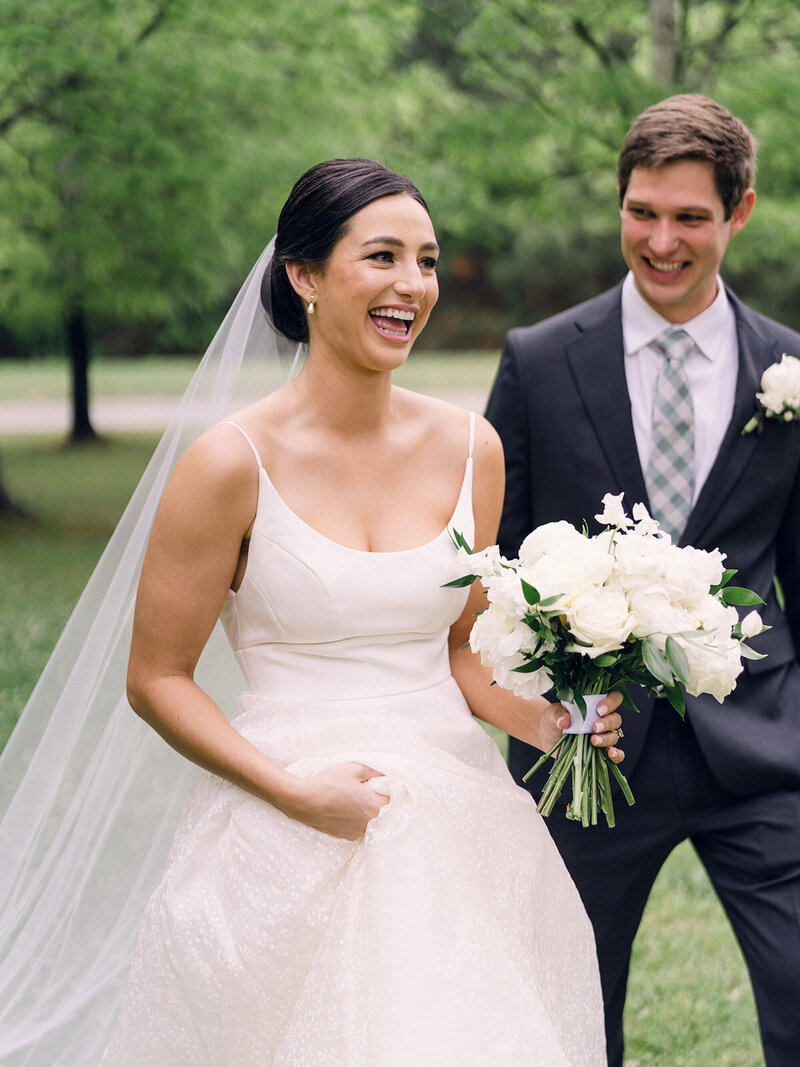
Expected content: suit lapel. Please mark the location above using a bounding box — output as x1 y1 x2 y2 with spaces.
681 292 779 547
563 286 649 508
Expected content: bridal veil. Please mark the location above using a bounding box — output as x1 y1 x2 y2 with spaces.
0 240 298 1064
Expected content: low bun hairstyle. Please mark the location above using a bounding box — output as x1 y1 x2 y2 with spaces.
263 158 429 343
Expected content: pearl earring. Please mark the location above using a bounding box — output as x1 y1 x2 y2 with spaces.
307 299 315 315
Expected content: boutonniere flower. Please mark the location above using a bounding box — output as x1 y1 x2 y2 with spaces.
742 353 800 434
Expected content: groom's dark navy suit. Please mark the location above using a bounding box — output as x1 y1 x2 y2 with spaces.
486 283 800 1066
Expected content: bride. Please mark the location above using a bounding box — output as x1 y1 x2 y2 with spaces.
1 158 623 1065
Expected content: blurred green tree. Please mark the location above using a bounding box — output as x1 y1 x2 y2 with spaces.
0 0 425 439
399 0 800 331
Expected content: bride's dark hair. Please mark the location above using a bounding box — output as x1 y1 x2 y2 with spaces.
264 158 429 343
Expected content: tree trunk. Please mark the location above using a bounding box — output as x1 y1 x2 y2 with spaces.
65 304 98 441
0 454 26 518
651 0 676 86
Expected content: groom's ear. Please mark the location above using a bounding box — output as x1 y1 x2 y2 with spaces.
729 188 756 238
284 261 317 304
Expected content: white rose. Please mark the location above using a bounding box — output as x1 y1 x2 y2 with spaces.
739 610 764 639
758 354 800 415
563 588 634 656
675 632 743 702
595 492 633 529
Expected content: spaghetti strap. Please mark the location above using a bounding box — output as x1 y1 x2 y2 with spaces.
220 421 264 470
467 410 476 460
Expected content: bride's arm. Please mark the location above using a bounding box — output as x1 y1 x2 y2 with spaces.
127 425 387 839
448 419 624 757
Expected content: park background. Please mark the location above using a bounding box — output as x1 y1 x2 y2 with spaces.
3 2 799 1064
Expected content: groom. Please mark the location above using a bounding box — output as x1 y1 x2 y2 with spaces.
486 94 800 1066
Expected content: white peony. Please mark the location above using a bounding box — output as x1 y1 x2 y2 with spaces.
627 589 694 639
518 521 588 565
758 353 800 416
693 594 740 636
611 532 676 591
563 588 634 657
494 663 554 700
469 603 540 663
469 604 553 699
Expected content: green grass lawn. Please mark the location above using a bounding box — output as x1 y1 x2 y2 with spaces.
0 357 764 1065
0 350 501 403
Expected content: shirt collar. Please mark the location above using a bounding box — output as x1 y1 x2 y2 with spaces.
621 272 733 362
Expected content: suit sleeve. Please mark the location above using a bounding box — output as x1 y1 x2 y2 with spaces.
485 333 533 559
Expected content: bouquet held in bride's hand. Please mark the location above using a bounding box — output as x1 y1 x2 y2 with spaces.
448 493 767 828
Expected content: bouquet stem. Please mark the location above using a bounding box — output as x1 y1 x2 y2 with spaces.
523 691 635 829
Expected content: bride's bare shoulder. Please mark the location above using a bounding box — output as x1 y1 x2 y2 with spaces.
393 386 502 465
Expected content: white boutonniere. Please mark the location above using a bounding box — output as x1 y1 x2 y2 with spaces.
742 353 800 434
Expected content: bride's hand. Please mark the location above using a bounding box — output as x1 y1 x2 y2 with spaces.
540 691 626 762
286 762 390 840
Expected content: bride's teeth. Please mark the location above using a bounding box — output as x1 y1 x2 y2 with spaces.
370 308 416 321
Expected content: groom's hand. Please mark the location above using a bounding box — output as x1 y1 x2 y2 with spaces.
543 692 625 762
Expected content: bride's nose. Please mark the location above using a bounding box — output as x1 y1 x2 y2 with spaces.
393 260 426 301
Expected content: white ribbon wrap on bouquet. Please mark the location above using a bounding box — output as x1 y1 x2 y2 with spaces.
562 693 608 734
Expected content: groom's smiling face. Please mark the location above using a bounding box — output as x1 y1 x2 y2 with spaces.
620 158 754 323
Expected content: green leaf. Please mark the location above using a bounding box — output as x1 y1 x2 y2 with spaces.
709 568 737 595
720 586 765 606
642 639 674 686
441 574 478 588
593 653 618 668
448 528 473 553
521 579 540 606
663 683 686 718
538 594 562 608
665 636 691 686
617 682 640 714
739 643 768 661
512 659 541 674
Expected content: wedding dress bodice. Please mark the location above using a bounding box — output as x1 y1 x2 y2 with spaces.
219 424 473 701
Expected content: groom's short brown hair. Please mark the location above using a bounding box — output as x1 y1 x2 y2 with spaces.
617 94 756 219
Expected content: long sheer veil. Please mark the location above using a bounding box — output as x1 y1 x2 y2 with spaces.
0 239 298 1065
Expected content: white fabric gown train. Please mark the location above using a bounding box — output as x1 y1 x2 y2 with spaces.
100 416 605 1066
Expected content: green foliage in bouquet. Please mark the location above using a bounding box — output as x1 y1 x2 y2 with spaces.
446 495 767 828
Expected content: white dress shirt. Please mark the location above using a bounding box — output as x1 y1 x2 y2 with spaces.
621 272 739 505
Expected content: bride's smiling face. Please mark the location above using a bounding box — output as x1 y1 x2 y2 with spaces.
301 194 439 372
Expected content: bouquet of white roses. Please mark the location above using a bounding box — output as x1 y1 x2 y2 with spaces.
448 494 766 828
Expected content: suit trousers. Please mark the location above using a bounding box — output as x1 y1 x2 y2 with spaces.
509 702 800 1067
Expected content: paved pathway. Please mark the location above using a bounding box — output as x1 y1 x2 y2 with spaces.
0 389 490 435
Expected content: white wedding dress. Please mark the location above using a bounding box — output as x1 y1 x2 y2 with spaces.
100 416 605 1066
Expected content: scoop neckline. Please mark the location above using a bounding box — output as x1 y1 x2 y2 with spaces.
256 460 471 557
